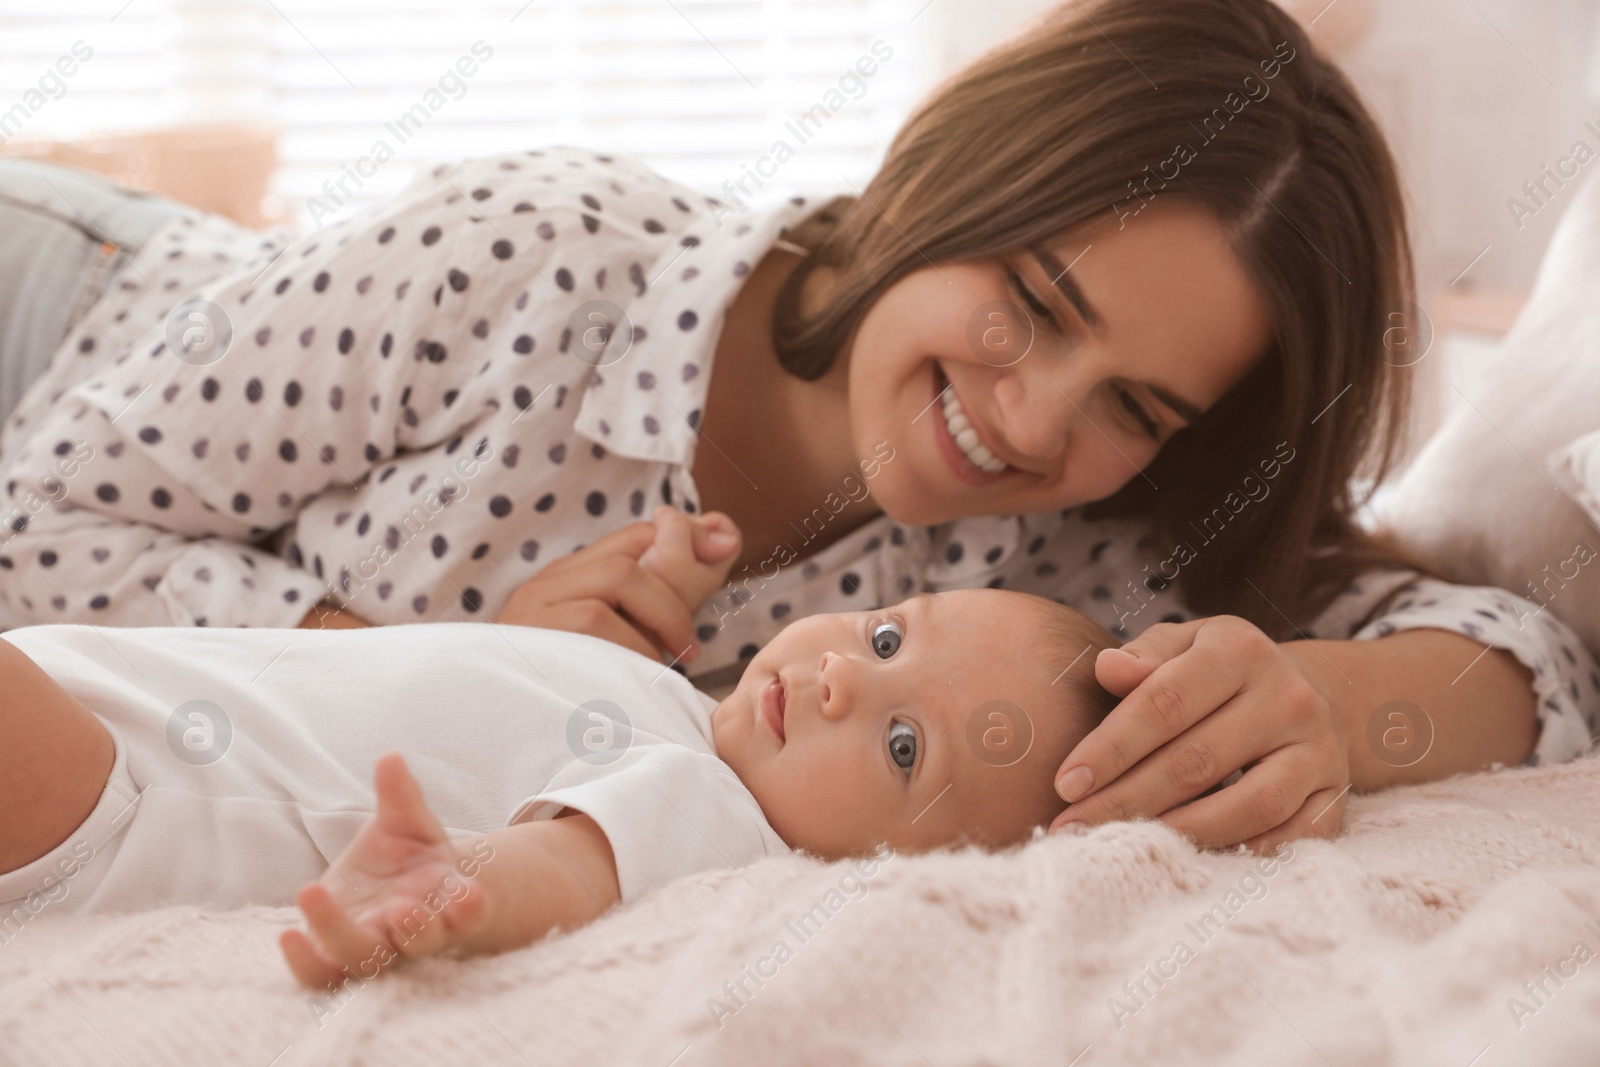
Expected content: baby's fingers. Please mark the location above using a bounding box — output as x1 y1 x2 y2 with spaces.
384 880 490 959
295 883 394 979
280 927 347 989
688 510 741 565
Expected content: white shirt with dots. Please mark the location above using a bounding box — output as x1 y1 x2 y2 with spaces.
1 145 1595 765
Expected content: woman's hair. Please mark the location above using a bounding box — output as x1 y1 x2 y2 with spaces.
770 0 1437 638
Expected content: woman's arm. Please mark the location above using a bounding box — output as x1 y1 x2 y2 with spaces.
1052 587 1597 851
281 753 620 989
0 154 586 630
1282 629 1537 790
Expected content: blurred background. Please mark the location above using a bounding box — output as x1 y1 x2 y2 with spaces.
1 0 1596 452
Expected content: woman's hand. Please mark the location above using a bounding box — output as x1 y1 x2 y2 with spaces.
495 508 740 663
1050 616 1351 852
280 754 492 989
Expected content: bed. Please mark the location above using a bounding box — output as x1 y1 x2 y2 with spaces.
3 754 1600 1065
10 163 1600 1067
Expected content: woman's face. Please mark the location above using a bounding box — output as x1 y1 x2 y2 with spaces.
835 200 1272 525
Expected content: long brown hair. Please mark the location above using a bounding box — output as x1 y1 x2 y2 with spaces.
770 0 1434 638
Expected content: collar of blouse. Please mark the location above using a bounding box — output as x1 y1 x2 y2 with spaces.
570 189 821 491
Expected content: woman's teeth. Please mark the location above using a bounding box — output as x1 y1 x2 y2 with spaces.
941 386 1006 473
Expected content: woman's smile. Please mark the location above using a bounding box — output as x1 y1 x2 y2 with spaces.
930 364 1012 487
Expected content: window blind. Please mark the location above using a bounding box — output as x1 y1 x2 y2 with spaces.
0 2 181 142
0 0 926 227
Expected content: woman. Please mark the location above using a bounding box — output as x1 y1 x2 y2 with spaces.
1 0 1594 853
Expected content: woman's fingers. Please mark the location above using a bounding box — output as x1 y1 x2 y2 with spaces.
1239 783 1348 854
645 505 693 563
531 521 658 579
504 554 695 656
1091 618 1210 696
1054 694 1261 827
553 599 661 660
1154 749 1341 850
1092 645 1159 699
599 565 698 658
1058 620 1263 803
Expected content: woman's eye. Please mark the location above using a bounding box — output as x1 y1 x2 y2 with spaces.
1005 267 1056 328
887 720 918 776
871 620 902 659
1115 386 1160 441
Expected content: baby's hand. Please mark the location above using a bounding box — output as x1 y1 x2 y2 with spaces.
637 506 741 612
280 754 489 989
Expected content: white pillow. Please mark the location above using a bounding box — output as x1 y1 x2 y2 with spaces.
1375 168 1600 655
1551 429 1600 531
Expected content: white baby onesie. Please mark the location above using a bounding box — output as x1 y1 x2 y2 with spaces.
0 623 787 914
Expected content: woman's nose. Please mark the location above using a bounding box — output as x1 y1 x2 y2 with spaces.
992 366 1075 465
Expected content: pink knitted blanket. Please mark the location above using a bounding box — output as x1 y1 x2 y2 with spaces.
5 755 1600 1066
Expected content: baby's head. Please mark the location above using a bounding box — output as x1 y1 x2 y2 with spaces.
710 588 1119 860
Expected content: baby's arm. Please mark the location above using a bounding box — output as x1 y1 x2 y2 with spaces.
281 754 619 988
0 638 115 876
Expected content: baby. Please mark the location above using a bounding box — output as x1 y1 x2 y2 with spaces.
0 508 1118 989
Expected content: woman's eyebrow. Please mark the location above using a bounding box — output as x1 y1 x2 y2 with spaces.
1026 246 1207 425
1145 383 1204 424
1028 246 1100 330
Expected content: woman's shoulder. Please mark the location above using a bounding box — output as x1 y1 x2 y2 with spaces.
393 146 713 233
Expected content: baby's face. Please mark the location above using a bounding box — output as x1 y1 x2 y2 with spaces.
711 588 1104 860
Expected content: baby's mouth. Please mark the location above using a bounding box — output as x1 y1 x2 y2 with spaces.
760 675 787 745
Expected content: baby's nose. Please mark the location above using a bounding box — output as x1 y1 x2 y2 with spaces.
816 651 846 719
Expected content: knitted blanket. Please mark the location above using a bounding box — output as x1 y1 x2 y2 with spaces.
5 755 1600 1067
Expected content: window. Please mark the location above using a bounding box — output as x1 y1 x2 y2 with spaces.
0 0 928 227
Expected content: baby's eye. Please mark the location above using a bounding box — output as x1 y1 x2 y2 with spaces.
871 620 902 659
887 720 918 776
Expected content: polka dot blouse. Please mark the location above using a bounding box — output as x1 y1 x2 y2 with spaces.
1 145 1595 766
